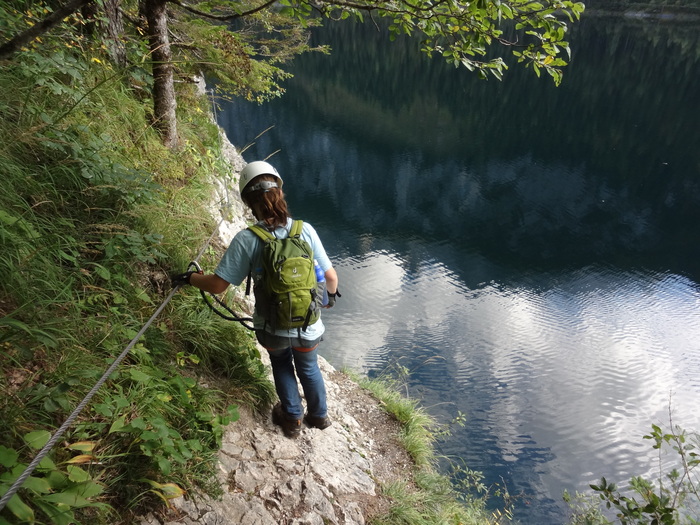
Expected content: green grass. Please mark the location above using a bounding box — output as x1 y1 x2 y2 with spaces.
349 370 508 525
0 11 275 523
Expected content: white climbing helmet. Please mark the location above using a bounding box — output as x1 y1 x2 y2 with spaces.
238 161 283 195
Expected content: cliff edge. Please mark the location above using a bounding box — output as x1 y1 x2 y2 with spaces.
139 125 414 525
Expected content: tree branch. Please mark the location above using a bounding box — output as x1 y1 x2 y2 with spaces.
318 0 454 17
0 0 96 60
166 0 278 21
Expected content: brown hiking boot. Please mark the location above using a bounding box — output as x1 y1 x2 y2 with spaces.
304 413 332 430
272 403 302 438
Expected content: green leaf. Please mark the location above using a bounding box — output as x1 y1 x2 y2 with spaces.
0 446 19 468
93 403 113 417
37 455 56 472
65 480 103 499
108 415 127 434
24 430 51 450
43 397 61 412
135 288 152 303
129 369 152 383
33 500 75 525
0 210 41 239
45 470 67 490
58 250 77 265
41 491 90 507
66 465 90 483
128 417 146 430
187 439 203 452
155 457 171 475
92 264 111 280
22 475 53 494
6 494 35 522
113 396 130 410
139 430 159 442
226 405 240 423
196 411 213 422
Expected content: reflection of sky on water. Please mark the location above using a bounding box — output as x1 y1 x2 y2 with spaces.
325 251 404 361
322 251 700 520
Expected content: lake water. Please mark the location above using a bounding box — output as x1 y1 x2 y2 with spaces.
217 14 700 524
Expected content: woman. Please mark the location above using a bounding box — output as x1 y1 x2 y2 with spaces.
172 160 339 438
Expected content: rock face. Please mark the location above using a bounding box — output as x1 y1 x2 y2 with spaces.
141 104 412 524
139 355 412 525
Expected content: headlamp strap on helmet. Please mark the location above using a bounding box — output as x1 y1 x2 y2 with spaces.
245 180 278 194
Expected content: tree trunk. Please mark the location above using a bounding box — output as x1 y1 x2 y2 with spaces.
144 0 178 148
103 0 127 68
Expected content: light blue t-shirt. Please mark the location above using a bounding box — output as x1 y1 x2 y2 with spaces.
215 218 332 339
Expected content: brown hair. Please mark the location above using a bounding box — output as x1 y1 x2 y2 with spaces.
242 174 290 228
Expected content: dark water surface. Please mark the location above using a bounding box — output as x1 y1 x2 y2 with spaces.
218 15 700 523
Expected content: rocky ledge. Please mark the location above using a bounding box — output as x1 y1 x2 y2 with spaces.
140 105 413 524
139 355 414 525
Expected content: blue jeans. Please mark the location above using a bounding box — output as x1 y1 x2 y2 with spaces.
256 331 327 420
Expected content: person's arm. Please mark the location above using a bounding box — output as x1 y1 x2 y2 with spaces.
324 267 338 295
324 267 341 307
190 272 230 294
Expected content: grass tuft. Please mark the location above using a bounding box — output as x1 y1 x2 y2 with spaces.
351 370 505 525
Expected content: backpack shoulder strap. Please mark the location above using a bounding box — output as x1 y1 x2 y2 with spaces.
289 219 303 238
245 224 271 297
248 224 275 242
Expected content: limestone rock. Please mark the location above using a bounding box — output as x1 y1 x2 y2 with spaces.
141 355 410 524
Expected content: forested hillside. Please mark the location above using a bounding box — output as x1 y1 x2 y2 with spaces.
585 0 700 13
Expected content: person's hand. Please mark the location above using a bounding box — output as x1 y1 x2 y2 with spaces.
326 289 342 308
171 271 196 288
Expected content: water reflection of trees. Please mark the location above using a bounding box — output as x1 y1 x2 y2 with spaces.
308 18 699 168
221 17 700 277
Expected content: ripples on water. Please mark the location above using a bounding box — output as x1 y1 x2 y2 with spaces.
320 254 700 522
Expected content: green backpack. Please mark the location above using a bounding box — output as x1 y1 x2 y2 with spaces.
248 220 320 332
